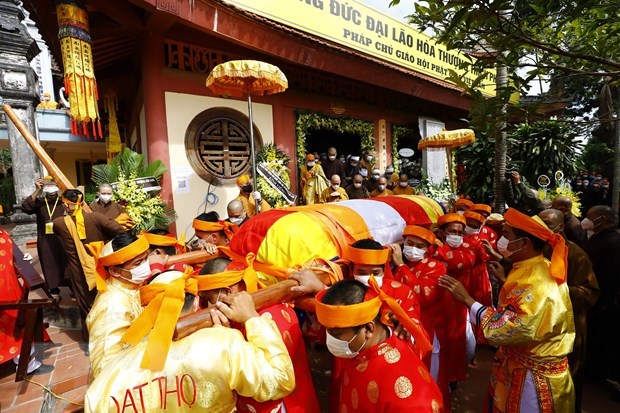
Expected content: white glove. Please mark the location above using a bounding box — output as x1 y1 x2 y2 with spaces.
251 191 262 202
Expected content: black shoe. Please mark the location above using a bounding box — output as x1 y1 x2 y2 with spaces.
29 363 55 376
50 288 60 295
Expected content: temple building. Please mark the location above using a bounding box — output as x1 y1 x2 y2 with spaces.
17 0 495 233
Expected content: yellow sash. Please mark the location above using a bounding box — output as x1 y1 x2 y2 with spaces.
64 215 97 290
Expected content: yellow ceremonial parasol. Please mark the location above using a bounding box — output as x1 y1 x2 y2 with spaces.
417 128 476 193
206 61 288 211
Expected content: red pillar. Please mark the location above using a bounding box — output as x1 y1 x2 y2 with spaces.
140 32 177 233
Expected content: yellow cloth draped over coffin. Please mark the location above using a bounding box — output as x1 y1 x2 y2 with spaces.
229 196 444 285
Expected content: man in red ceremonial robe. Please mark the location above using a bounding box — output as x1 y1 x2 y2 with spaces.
463 211 494 306
0 229 54 375
315 278 443 412
389 225 450 406
323 239 429 411
198 257 320 413
434 213 485 384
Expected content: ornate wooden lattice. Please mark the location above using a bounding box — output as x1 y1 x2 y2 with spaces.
185 108 263 184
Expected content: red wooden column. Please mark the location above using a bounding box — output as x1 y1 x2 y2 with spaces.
140 32 176 233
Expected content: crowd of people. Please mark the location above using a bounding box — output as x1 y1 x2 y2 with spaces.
1 157 619 412
300 147 415 205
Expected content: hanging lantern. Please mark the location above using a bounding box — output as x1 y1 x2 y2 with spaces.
56 0 102 139
103 91 122 162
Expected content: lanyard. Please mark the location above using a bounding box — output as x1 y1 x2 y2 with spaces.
45 196 59 220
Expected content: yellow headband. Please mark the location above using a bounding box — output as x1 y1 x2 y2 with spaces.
121 268 197 371
347 245 389 266
504 208 568 284
193 219 238 241
141 231 186 252
63 194 85 239
402 225 436 246
315 275 433 355
196 253 259 293
85 235 150 291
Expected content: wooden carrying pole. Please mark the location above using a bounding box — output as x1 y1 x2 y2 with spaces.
173 266 346 341
167 250 218 267
0 98 92 212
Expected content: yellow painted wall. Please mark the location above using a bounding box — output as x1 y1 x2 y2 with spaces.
45 144 106 187
164 92 274 239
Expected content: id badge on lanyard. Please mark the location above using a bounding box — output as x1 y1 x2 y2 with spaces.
45 220 54 234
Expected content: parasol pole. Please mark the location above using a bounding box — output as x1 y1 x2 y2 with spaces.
446 148 455 194
246 92 259 215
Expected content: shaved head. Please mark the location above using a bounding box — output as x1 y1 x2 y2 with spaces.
538 209 565 233
98 183 113 192
589 205 615 220
227 199 244 215
551 196 572 216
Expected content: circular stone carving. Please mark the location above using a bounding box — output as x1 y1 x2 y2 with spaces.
185 107 263 184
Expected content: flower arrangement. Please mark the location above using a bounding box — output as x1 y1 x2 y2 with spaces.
92 149 177 232
255 144 293 207
113 171 177 231
418 174 453 204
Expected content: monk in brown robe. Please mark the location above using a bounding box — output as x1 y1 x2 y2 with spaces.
54 189 125 337
89 183 125 219
21 176 67 294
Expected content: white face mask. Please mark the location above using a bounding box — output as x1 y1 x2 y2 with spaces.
366 156 373 162
326 330 367 359
403 246 426 262
43 185 59 194
372 174 380 180
399 181 408 187
581 217 602 231
359 169 368 177
354 274 383 287
307 162 315 168
99 194 113 203
354 183 362 189
497 236 525 258
332 184 340 190
377 185 386 192
386 169 394 174
445 235 463 249
456 210 465 215
464 225 481 235
328 155 336 161
229 216 245 225
122 258 151 284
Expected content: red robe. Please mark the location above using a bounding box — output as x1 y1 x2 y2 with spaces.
330 278 429 411
0 230 24 365
435 241 484 382
237 303 320 413
463 233 493 306
337 334 444 412
394 258 450 407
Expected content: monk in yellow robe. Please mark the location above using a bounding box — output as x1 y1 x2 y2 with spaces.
300 153 328 205
320 174 349 203
235 174 271 217
369 176 393 197
84 270 295 413
85 233 167 379
392 173 416 195
439 208 575 413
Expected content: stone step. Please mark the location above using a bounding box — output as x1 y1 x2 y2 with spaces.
40 287 82 331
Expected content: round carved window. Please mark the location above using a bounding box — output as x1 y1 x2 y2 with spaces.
185 107 263 184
